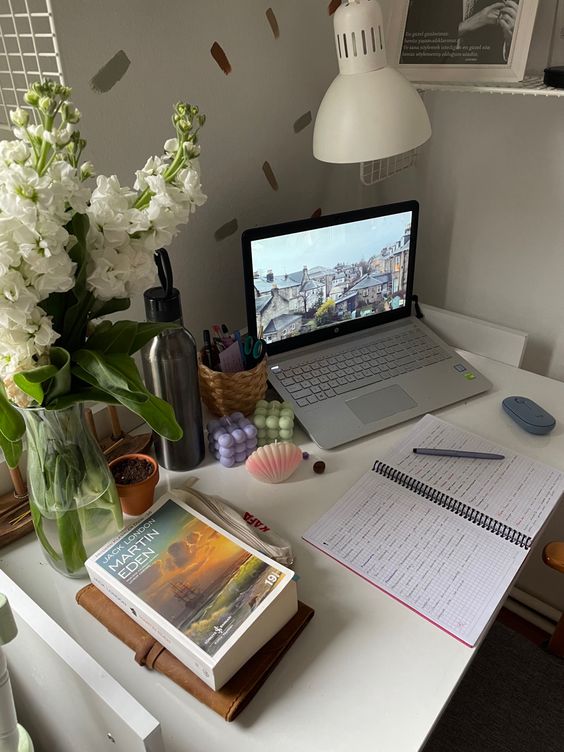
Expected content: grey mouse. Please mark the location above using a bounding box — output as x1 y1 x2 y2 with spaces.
502 396 556 435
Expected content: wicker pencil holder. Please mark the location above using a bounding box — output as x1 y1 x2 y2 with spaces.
198 351 268 416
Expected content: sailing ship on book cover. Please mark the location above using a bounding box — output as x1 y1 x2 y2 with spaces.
95 499 285 656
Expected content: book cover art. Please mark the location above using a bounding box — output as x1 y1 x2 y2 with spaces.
95 499 286 656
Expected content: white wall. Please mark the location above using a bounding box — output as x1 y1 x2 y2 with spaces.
380 90 564 381
51 0 379 343
53 1 564 382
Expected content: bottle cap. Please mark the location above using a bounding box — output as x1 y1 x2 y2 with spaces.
144 286 183 322
144 248 183 322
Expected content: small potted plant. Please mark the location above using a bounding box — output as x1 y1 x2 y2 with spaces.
109 454 159 516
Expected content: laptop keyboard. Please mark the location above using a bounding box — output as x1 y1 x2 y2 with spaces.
273 327 450 407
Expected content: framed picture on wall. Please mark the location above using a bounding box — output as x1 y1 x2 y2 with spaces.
387 0 540 83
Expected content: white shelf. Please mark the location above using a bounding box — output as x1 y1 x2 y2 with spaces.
416 75 564 97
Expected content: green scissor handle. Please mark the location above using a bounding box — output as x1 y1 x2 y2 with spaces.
243 335 265 367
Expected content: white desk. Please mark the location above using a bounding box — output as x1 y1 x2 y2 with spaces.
2 351 564 752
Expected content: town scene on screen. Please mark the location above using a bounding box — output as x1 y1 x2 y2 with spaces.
252 215 411 343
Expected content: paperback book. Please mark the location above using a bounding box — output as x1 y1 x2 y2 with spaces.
86 496 298 690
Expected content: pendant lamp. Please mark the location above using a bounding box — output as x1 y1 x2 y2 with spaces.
313 0 432 164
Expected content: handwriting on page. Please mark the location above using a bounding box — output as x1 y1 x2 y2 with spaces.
304 473 526 645
303 471 526 646
382 415 564 538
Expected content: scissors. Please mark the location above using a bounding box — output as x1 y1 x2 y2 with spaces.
242 335 266 369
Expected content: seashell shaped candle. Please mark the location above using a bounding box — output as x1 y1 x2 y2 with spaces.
245 442 302 483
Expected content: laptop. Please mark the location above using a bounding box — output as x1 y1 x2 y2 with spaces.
242 200 491 449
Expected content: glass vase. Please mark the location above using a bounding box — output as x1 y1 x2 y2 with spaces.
19 404 124 578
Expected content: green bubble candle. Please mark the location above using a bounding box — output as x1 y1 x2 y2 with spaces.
252 400 295 446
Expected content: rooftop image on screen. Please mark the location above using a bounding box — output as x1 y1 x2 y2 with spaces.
251 211 412 344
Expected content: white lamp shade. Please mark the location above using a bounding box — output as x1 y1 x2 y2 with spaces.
313 66 432 164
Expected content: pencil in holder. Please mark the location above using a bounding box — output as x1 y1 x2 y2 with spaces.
198 350 268 416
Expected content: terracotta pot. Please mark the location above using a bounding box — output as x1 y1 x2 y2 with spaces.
109 453 159 516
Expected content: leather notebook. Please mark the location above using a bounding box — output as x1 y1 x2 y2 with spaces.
76 584 314 722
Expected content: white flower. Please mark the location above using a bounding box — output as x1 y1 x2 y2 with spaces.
0 97 207 396
133 156 166 191
9 107 29 128
0 139 30 165
0 270 37 310
163 138 178 155
43 123 74 146
176 164 207 207
23 253 76 299
27 307 59 349
0 305 58 386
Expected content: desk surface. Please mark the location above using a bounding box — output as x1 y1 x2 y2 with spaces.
2 351 564 752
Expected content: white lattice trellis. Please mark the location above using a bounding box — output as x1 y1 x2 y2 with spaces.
0 0 64 131
360 149 418 185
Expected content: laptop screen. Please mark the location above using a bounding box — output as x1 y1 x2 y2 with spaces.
242 201 418 355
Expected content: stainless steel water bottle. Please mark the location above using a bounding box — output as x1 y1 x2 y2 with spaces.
141 249 205 471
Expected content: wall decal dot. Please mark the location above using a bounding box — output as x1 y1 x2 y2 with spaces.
214 218 239 241
293 111 312 134
262 161 279 191
328 0 341 16
211 42 232 75
311 208 322 218
90 50 131 93
266 8 280 38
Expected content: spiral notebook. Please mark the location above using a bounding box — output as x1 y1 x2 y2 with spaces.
303 414 564 646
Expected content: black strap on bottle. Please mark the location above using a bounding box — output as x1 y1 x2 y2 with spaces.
371 460 532 549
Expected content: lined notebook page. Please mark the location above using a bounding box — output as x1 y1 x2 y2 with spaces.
381 414 564 539
303 471 527 646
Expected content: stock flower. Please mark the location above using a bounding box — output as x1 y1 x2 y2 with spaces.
0 82 206 581
0 83 206 391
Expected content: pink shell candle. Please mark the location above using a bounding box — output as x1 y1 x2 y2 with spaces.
245 442 302 483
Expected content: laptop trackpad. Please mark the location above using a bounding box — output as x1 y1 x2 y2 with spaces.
346 385 417 424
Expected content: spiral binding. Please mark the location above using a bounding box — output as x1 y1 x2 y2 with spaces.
372 461 532 549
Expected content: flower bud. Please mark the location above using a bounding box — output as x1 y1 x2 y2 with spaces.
9 107 29 127
61 102 80 124
39 96 52 113
80 161 94 180
23 90 39 106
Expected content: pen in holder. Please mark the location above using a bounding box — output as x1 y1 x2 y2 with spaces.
198 350 268 416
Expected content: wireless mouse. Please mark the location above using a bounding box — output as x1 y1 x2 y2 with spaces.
502 396 556 435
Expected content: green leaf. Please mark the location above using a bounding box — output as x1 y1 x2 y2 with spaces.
0 432 23 469
47 387 119 411
14 365 58 384
0 387 23 467
67 213 89 280
128 321 179 355
73 349 182 440
73 350 145 396
0 387 25 442
85 320 113 346
90 297 131 320
84 320 176 355
39 291 69 334
61 291 93 353
45 346 72 401
97 321 138 355
13 364 58 404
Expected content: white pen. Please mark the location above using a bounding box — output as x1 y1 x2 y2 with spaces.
413 448 505 460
